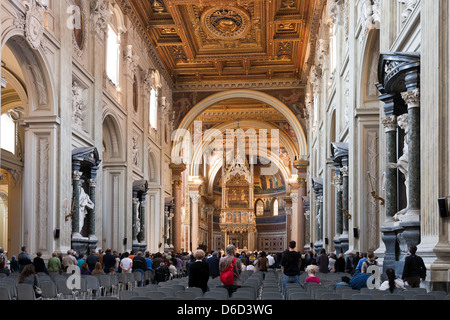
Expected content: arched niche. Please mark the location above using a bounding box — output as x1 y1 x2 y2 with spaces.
102 113 124 162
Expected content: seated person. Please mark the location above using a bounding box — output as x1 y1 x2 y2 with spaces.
349 270 371 290
379 268 405 293
334 276 351 290
304 265 321 285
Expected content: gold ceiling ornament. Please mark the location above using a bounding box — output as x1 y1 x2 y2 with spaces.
200 6 251 40
152 0 166 14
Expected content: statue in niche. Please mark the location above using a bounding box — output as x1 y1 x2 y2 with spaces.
388 114 409 221
78 182 94 233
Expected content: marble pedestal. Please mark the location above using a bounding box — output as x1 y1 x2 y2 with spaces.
72 235 97 256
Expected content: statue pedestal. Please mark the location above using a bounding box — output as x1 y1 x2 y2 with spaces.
132 241 147 254
72 235 97 256
314 240 323 254
380 221 403 275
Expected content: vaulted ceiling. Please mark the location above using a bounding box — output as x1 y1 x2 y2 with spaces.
126 0 325 91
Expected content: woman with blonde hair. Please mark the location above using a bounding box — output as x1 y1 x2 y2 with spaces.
304 264 321 285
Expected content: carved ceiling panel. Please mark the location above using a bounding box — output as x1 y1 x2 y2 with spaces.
126 0 324 90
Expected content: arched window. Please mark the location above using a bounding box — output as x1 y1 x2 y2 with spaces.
273 199 279 216
256 199 264 216
106 25 120 86
149 88 158 130
1 114 15 154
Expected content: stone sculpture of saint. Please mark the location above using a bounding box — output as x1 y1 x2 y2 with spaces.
387 114 408 220
397 114 409 205
78 184 94 232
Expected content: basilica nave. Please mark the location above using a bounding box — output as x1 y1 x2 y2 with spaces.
1 0 450 293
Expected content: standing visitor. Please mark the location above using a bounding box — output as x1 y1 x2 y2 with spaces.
188 249 210 293
402 245 426 288
219 244 243 297
316 249 329 273
280 240 302 296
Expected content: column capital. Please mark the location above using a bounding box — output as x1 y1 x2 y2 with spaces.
190 193 201 203
382 115 398 132
73 171 83 181
340 166 349 177
401 88 420 108
88 179 97 187
173 180 182 189
290 193 299 203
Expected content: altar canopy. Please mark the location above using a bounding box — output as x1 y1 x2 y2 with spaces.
219 134 257 250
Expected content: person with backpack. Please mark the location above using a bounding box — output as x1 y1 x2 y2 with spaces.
402 245 427 288
219 244 243 297
361 251 377 273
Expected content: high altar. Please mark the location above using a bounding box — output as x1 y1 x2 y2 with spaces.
219 143 257 251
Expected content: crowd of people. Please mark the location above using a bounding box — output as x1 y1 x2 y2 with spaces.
0 242 427 298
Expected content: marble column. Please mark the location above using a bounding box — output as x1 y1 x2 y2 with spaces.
190 193 201 252
72 168 83 237
290 192 299 246
294 157 309 251
333 166 343 253
132 196 139 247
340 162 349 253
87 170 98 252
88 167 98 239
340 163 349 235
398 88 421 258
298 179 307 251
170 163 186 253
382 115 399 221
173 181 183 252
139 192 147 247
380 116 401 273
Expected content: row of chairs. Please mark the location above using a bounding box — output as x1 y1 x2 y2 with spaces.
280 281 450 300
0 269 159 300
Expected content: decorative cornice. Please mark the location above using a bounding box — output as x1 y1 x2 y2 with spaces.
172 79 305 93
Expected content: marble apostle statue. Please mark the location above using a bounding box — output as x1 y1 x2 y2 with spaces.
78 183 94 232
387 114 409 221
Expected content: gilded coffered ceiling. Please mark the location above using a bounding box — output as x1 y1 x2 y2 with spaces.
125 0 325 91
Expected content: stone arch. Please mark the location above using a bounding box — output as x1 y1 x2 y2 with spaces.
1 28 56 257
2 36 53 116
171 90 308 165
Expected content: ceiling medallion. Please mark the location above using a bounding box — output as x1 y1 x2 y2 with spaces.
201 7 251 40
